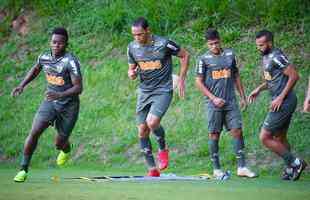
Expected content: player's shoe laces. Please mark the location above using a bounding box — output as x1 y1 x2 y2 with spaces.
281 167 293 180
157 149 169 171
291 159 307 181
237 167 257 178
57 151 70 166
14 170 27 182
147 168 160 177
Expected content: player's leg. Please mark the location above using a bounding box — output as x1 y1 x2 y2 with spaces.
207 109 224 177
138 122 159 176
14 101 54 182
136 92 159 176
225 107 257 177
230 128 257 177
260 127 306 180
55 101 79 166
147 92 173 171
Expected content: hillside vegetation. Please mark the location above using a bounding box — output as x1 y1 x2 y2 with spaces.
0 0 309 173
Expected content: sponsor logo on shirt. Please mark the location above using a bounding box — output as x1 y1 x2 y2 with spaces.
46 74 65 86
138 60 162 70
212 68 231 79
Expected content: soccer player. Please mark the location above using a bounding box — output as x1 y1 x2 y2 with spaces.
12 27 83 182
195 29 256 179
248 30 307 181
127 17 189 177
303 77 310 112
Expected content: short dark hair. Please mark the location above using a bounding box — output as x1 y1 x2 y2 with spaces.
52 27 69 42
256 29 273 42
132 17 149 29
205 29 220 41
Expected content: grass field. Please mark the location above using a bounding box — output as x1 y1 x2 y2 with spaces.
0 1 309 199
1 166 310 200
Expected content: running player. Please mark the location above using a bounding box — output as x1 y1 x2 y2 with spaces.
196 29 257 179
127 17 190 177
248 29 307 181
12 27 83 182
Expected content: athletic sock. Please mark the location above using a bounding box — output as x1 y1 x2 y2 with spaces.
208 139 221 169
140 137 156 168
233 138 246 168
281 150 296 167
21 154 32 172
152 126 166 150
62 143 71 153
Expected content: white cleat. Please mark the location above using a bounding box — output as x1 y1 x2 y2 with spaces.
237 167 258 178
213 169 225 180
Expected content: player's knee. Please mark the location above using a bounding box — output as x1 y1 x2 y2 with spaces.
209 132 220 140
231 129 242 139
138 124 149 138
146 120 159 131
259 131 271 144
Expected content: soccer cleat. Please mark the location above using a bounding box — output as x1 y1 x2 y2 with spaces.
237 167 258 178
157 149 169 171
291 159 307 181
147 168 160 177
14 170 27 182
281 167 293 181
57 151 70 166
213 169 225 179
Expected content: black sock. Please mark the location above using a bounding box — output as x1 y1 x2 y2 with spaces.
208 139 221 169
281 150 296 167
140 137 156 168
21 154 32 172
233 138 246 168
62 143 71 153
153 126 166 151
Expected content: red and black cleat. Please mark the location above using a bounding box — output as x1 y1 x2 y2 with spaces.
157 149 169 171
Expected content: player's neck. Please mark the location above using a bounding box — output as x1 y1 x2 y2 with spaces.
52 50 66 59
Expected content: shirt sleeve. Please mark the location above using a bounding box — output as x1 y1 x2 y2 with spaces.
196 57 206 76
36 54 43 69
272 52 290 69
231 54 239 77
68 57 82 77
127 46 137 65
166 40 181 56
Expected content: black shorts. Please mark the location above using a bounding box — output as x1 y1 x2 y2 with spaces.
33 100 79 138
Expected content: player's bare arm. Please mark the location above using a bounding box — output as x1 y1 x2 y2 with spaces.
234 72 247 109
248 82 268 103
195 75 225 108
128 64 138 80
11 63 42 97
270 64 299 112
46 74 83 101
176 48 190 98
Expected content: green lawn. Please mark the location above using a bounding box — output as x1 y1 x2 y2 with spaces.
1 167 310 200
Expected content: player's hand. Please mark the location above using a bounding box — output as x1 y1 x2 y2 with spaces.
270 96 283 112
128 68 137 80
45 91 63 101
212 97 225 108
11 86 24 97
303 98 310 113
178 78 185 98
247 88 260 103
240 97 248 111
